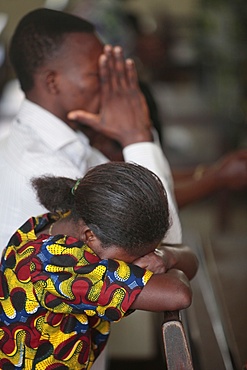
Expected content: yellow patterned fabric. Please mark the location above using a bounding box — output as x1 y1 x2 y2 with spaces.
0 213 153 369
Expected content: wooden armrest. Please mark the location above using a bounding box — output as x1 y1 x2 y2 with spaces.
162 311 194 370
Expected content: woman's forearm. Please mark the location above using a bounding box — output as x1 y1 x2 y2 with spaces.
131 269 192 312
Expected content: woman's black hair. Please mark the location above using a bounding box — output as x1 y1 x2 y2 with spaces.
32 162 170 254
9 8 95 92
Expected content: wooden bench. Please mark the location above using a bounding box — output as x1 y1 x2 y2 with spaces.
162 310 194 370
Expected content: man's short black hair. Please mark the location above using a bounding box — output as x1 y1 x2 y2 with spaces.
9 8 95 92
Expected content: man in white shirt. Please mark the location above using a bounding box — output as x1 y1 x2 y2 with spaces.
0 8 181 249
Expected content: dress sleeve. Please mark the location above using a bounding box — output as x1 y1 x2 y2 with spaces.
31 236 153 322
96 259 153 321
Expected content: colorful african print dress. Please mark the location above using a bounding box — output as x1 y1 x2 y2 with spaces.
0 213 153 369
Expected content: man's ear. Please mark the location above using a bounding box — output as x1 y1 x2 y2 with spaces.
46 71 59 94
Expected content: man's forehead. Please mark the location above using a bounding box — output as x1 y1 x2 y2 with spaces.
63 32 103 47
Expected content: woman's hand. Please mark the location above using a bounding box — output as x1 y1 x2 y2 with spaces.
133 244 199 280
133 249 167 274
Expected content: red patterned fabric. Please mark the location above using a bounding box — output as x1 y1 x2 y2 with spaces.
0 213 152 369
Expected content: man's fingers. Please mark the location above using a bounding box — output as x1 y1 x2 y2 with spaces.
113 46 128 90
126 58 139 89
67 110 99 128
104 45 131 91
99 54 110 96
101 45 140 94
104 44 118 91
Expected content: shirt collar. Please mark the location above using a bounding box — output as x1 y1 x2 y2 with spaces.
15 99 88 150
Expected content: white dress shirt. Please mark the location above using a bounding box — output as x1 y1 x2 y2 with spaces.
0 99 181 250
